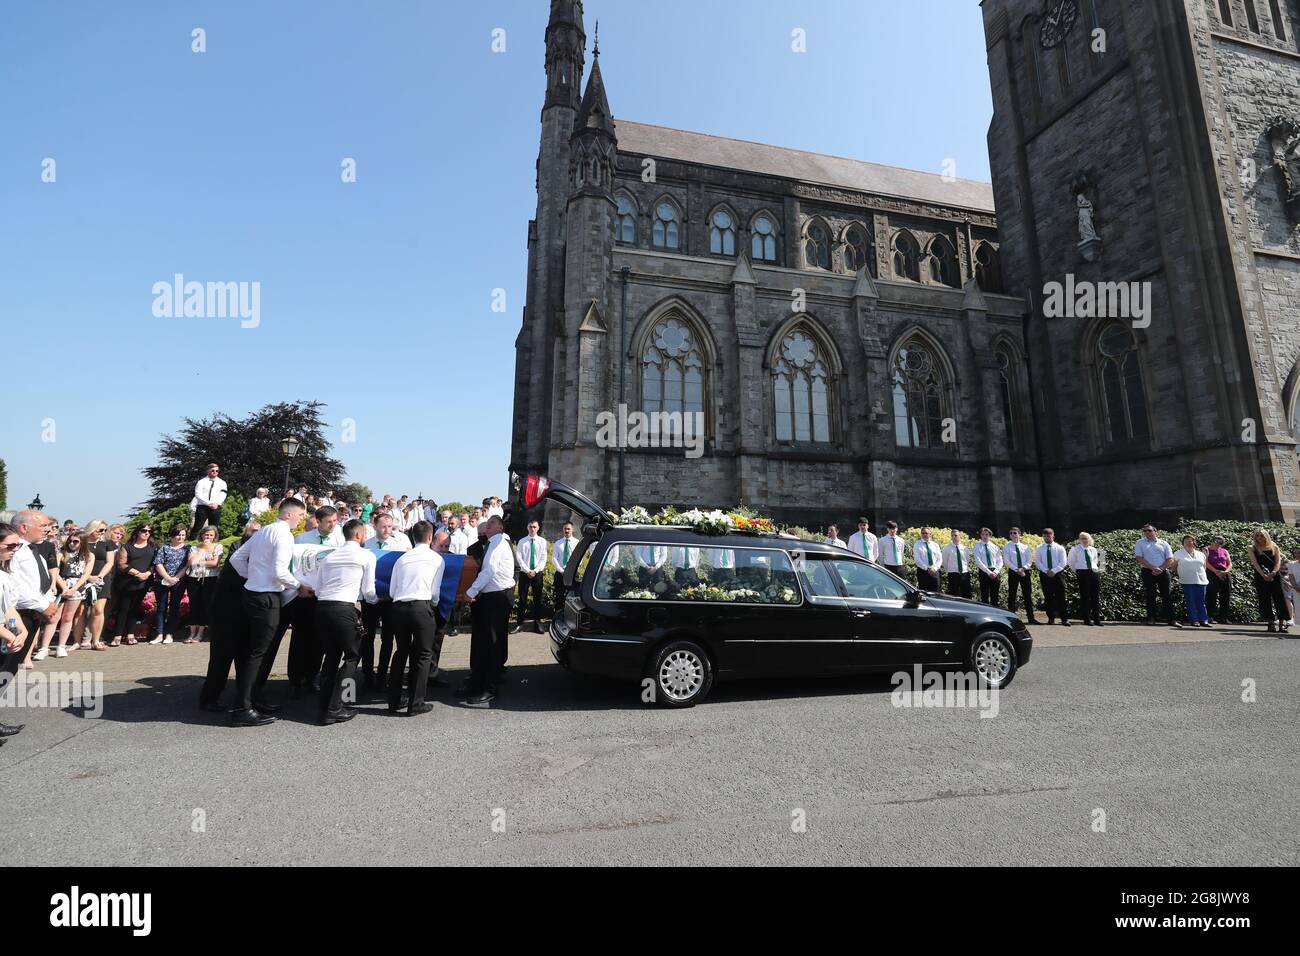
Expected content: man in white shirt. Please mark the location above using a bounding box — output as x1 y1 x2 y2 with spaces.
1034 527 1069 626
248 488 272 516
913 527 942 592
464 515 515 707
286 505 343 697
635 543 668 574
487 497 504 519
296 506 344 548
447 516 471 556
824 524 848 549
1001 527 1038 623
0 511 58 732
514 520 548 633
386 521 444 716
228 497 306 726
314 518 378 725
942 529 972 598
974 527 1004 606
848 517 879 562
552 521 580 614
878 521 907 579
192 463 228 538
361 513 410 691
1067 532 1103 626
1133 524 1177 626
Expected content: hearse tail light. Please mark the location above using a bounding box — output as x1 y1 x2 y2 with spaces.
524 474 551 508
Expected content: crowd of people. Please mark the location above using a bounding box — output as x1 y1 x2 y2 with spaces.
2 463 1298 737
824 518 1297 631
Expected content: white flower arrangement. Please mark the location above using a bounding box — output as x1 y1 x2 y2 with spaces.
763 584 799 604
617 506 653 524
727 588 763 602
620 588 657 600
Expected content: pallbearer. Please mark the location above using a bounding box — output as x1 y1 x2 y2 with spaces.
387 521 443 716
974 527 1003 606
514 520 548 633
552 521 579 614
1067 532 1103 626
824 524 847 549
848 517 878 562
1002 527 1037 623
879 522 908 579
942 529 972 598
913 527 942 592
1034 528 1069 626
286 505 342 698
315 519 378 725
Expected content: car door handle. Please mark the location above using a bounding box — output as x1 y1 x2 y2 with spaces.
851 609 871 618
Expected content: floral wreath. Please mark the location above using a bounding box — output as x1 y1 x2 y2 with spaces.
611 505 775 536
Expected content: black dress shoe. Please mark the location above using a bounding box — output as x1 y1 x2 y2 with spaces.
1170 620 1183 629
198 701 227 714
407 702 434 716
319 708 357 725
252 700 282 714
1062 621 1071 627
230 708 276 727
0 722 25 737
510 624 522 633
461 691 496 708
387 697 410 713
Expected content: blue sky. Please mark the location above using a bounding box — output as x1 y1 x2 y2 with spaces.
0 0 993 522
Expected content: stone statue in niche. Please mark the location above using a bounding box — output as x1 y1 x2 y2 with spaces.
1264 116 1300 222
1071 170 1102 261
1077 193 1099 242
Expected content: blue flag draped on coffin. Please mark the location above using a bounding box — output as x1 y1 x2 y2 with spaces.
287 544 465 617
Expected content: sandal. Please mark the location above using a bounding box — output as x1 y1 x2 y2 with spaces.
108 639 120 647
124 637 138 645
93 642 108 651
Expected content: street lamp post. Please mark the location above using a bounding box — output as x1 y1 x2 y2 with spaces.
27 494 43 511
280 436 300 499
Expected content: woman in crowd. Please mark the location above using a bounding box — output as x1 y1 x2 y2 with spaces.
0 524 30 666
1205 535 1233 624
1246 528 1289 633
32 530 93 660
1170 534 1210 628
184 525 223 643
150 524 191 645
111 523 155 645
1067 531 1103 626
248 488 272 517
84 522 123 651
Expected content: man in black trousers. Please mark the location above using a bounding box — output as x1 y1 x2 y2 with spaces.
198 531 253 712
228 498 306 727
315 520 378 725
462 516 514 708
386 521 443 716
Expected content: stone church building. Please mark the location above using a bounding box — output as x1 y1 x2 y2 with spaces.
511 0 1300 532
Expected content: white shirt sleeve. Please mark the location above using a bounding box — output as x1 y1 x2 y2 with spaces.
360 552 378 604
273 525 300 591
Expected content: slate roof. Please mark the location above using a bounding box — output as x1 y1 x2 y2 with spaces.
617 120 995 213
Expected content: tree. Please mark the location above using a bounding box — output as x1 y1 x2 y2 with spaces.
335 482 373 506
0 457 6 511
141 401 346 511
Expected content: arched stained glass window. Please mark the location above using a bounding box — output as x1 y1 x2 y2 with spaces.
928 235 959 287
642 316 705 417
844 225 873 274
805 221 830 270
652 201 680 250
615 195 636 244
892 230 920 281
752 215 777 262
996 346 1019 453
892 339 951 449
709 209 736 256
773 329 832 442
1097 322 1149 444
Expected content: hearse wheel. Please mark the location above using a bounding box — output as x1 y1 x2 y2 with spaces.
645 639 714 708
969 631 1017 689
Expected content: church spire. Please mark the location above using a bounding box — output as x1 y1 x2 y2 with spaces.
574 38 615 140
544 0 585 111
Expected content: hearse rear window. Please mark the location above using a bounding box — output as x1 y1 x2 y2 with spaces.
593 542 800 604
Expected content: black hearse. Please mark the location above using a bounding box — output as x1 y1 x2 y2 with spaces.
515 474 1032 707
